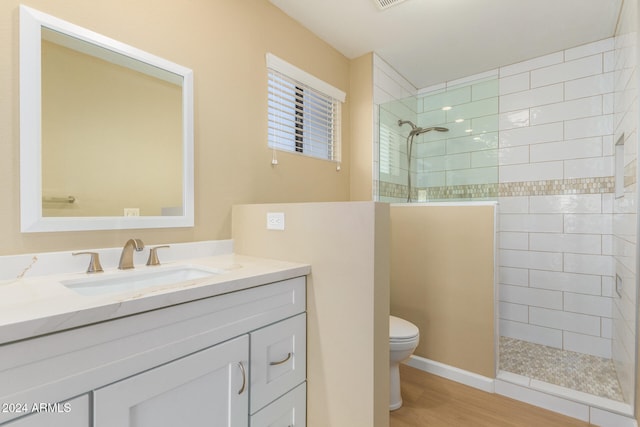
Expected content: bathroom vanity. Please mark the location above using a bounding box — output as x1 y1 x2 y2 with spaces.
0 252 309 427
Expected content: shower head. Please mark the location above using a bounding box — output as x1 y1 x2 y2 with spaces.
412 126 449 136
397 119 418 130
398 119 448 135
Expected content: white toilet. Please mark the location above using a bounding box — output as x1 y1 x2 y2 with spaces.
389 315 420 411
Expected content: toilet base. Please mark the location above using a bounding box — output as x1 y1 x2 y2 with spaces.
389 362 402 411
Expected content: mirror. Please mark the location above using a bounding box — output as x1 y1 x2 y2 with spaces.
20 5 194 232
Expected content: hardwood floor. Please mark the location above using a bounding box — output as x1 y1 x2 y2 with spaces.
390 365 593 427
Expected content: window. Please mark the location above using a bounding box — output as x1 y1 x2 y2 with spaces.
267 53 345 162
379 123 400 177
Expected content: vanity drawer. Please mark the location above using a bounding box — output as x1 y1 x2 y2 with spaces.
250 313 306 414
250 382 306 427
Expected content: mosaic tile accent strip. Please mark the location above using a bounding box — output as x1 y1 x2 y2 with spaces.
420 183 498 200
499 337 624 402
498 177 615 197
625 160 637 187
379 182 498 200
379 177 615 200
379 181 413 199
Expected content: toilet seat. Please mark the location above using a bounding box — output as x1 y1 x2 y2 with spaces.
390 336 418 344
390 315 419 341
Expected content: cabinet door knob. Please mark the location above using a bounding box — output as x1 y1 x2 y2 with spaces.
269 352 292 366
237 362 246 395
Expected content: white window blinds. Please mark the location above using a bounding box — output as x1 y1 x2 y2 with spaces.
267 53 345 162
379 123 401 177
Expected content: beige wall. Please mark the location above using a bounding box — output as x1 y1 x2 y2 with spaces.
1 0 351 255
390 204 496 378
349 53 374 201
42 41 182 217
232 202 390 427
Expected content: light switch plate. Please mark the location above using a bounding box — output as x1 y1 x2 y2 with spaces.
267 212 285 230
124 208 140 217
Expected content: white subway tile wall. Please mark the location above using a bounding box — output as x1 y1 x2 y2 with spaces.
498 38 618 361
496 20 637 405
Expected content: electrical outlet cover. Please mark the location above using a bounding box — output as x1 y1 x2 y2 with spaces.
267 212 285 230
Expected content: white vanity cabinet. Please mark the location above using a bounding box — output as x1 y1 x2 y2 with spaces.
0 276 306 427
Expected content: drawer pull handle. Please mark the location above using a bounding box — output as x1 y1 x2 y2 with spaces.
237 362 246 395
270 352 292 366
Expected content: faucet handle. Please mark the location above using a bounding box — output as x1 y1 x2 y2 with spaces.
73 252 104 274
146 245 170 266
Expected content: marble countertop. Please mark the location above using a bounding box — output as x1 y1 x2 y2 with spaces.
0 253 310 345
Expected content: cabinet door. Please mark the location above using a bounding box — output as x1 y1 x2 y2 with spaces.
94 335 249 427
251 314 306 414
1 395 89 427
250 383 306 427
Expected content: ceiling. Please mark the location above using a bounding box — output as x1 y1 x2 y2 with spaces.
269 0 624 89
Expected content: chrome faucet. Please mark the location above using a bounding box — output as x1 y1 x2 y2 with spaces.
118 238 145 270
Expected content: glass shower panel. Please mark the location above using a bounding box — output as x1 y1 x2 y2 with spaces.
378 77 499 202
378 97 418 202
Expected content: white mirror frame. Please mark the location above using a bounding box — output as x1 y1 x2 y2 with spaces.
19 5 194 232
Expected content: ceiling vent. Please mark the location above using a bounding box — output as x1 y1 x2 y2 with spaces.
373 0 408 10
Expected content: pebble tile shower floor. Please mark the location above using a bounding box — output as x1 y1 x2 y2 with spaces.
499 337 624 402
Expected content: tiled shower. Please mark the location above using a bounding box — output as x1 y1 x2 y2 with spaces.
375 1 638 415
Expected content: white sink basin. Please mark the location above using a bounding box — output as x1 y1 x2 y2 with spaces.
62 265 222 296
